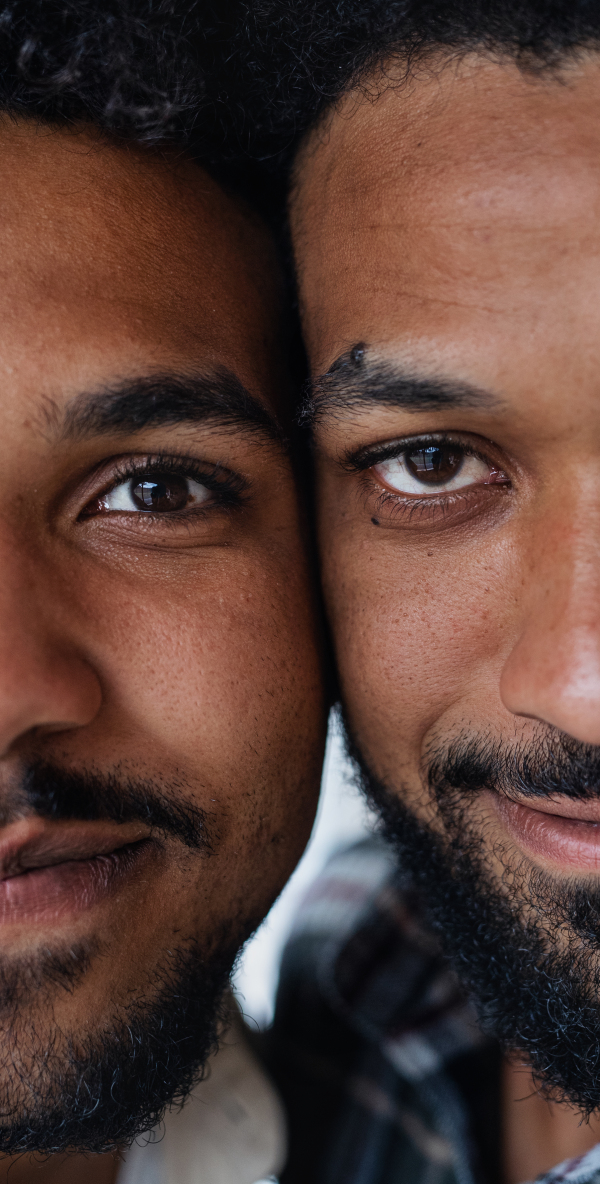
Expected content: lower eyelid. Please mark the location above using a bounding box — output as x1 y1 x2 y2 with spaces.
368 473 507 502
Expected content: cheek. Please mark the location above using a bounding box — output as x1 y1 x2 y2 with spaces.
46 548 325 931
60 547 324 812
321 526 518 769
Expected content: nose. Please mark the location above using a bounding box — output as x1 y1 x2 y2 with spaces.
500 507 600 745
0 542 102 758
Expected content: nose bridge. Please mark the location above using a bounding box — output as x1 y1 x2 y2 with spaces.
536 500 600 631
0 519 55 653
0 522 102 756
500 492 600 743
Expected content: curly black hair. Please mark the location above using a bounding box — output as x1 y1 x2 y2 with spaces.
5 1 600 210
0 0 236 166
228 0 600 170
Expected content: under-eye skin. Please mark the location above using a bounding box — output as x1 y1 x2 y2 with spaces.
344 434 511 525
79 453 247 525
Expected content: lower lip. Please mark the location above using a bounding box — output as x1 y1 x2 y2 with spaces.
491 794 600 871
0 842 151 924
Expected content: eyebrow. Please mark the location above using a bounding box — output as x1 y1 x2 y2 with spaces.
57 369 284 447
300 346 501 427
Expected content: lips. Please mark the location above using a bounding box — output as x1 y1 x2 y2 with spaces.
489 791 600 871
0 817 153 924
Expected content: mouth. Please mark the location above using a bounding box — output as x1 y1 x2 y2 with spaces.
0 818 154 924
488 791 600 871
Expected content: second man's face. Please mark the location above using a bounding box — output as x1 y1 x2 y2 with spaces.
292 54 600 1107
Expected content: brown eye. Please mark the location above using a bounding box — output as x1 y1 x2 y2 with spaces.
374 442 506 496
131 475 190 512
405 445 464 485
92 471 211 515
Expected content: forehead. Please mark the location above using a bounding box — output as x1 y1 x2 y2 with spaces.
292 55 600 376
0 118 279 408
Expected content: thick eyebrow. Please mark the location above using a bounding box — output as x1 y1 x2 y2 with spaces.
300 346 501 427
57 369 284 447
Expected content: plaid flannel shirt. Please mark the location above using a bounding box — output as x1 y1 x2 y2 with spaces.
263 838 600 1184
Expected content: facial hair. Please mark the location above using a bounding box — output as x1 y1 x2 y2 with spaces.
0 760 248 1153
18 759 210 848
0 938 237 1155
343 719 600 1115
0 757 212 1020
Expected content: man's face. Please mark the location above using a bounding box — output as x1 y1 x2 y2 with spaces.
0 118 325 1150
292 55 600 1107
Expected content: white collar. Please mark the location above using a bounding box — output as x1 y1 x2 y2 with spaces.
118 1004 285 1184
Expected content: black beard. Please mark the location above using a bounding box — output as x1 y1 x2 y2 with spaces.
16 760 211 849
0 937 237 1154
0 760 248 1153
343 720 600 1115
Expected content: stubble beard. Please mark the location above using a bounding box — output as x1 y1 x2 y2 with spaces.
0 760 252 1154
0 929 243 1154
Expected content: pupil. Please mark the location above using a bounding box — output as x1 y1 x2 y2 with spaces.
405 445 463 485
131 475 189 512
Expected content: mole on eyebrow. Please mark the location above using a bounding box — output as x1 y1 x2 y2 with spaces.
299 346 501 427
59 369 284 446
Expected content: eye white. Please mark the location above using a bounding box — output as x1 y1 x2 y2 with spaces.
374 451 492 495
101 476 210 512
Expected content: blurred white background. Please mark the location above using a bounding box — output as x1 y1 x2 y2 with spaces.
233 712 376 1028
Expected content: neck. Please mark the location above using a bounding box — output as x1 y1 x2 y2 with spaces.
0 1151 120 1184
502 1059 600 1184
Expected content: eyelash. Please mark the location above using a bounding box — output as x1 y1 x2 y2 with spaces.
80 453 247 521
346 433 491 473
345 433 510 514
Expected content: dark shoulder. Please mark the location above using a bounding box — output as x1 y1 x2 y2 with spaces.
260 838 397 1183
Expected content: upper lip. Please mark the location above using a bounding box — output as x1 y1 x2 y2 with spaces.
0 818 152 880
496 793 600 824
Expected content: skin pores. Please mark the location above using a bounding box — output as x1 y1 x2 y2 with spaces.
0 114 325 1160
291 53 600 1176
291 53 600 877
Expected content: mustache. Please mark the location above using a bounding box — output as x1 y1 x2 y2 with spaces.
426 729 600 803
0 762 210 851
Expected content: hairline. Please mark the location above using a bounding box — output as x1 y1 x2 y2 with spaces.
290 41 599 184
